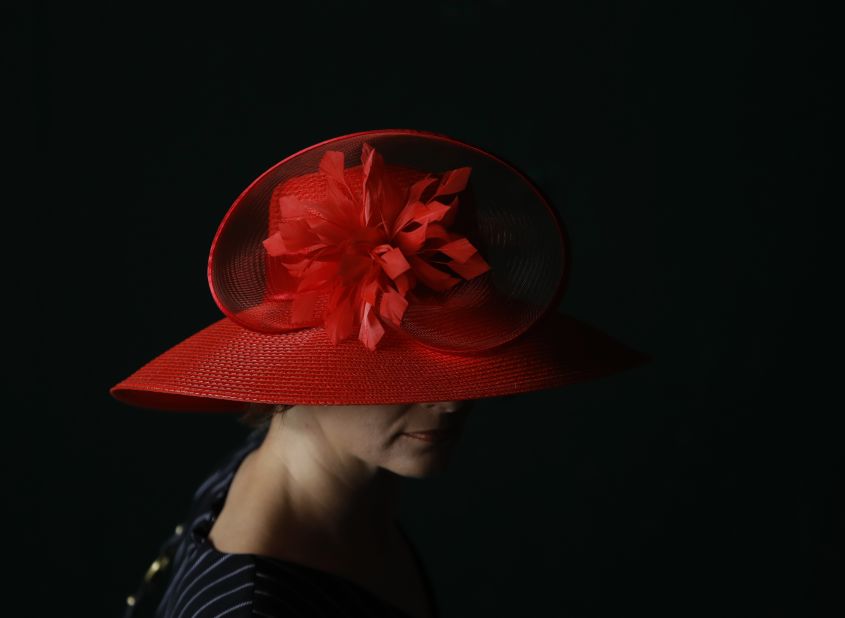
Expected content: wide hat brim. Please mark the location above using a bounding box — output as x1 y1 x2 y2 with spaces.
109 308 651 412
110 128 651 411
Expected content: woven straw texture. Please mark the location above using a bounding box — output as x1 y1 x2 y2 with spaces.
109 309 650 411
111 130 649 412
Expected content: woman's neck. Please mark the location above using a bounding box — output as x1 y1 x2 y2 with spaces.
213 417 404 561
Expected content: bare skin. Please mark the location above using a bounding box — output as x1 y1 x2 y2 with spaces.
208 400 473 618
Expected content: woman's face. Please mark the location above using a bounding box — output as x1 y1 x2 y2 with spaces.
291 400 474 479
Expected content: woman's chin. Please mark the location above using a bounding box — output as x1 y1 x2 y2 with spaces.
388 451 457 479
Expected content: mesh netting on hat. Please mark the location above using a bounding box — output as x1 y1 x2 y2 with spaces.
209 129 567 354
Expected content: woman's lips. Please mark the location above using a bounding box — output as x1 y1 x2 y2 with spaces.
402 428 457 443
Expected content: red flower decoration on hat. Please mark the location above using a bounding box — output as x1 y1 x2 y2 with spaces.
261 142 492 351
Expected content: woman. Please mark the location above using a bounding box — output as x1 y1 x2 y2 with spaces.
111 129 650 617
143 401 468 618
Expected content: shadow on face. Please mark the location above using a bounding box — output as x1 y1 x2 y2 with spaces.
296 399 478 478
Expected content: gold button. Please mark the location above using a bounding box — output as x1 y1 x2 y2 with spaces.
143 555 171 583
126 595 136 606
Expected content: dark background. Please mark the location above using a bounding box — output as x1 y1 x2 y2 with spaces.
10 1 838 616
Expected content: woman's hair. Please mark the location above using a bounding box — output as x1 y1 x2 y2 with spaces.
237 402 294 431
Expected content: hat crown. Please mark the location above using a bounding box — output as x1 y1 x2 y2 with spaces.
208 129 568 354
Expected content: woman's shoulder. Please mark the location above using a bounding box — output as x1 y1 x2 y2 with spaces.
124 429 265 617
244 554 415 617
152 541 413 617
148 428 414 617
153 545 256 617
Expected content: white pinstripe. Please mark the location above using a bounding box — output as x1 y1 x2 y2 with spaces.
214 601 252 618
176 562 255 618
188 581 253 618
171 554 235 616
160 546 214 613
210 599 252 618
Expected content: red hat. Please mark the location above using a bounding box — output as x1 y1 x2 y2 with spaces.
109 129 650 412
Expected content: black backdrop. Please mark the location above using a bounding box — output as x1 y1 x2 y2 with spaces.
11 2 838 616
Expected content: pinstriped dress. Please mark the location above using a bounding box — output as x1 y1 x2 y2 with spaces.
123 427 440 618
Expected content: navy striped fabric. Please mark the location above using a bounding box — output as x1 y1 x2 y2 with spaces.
123 427 439 618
